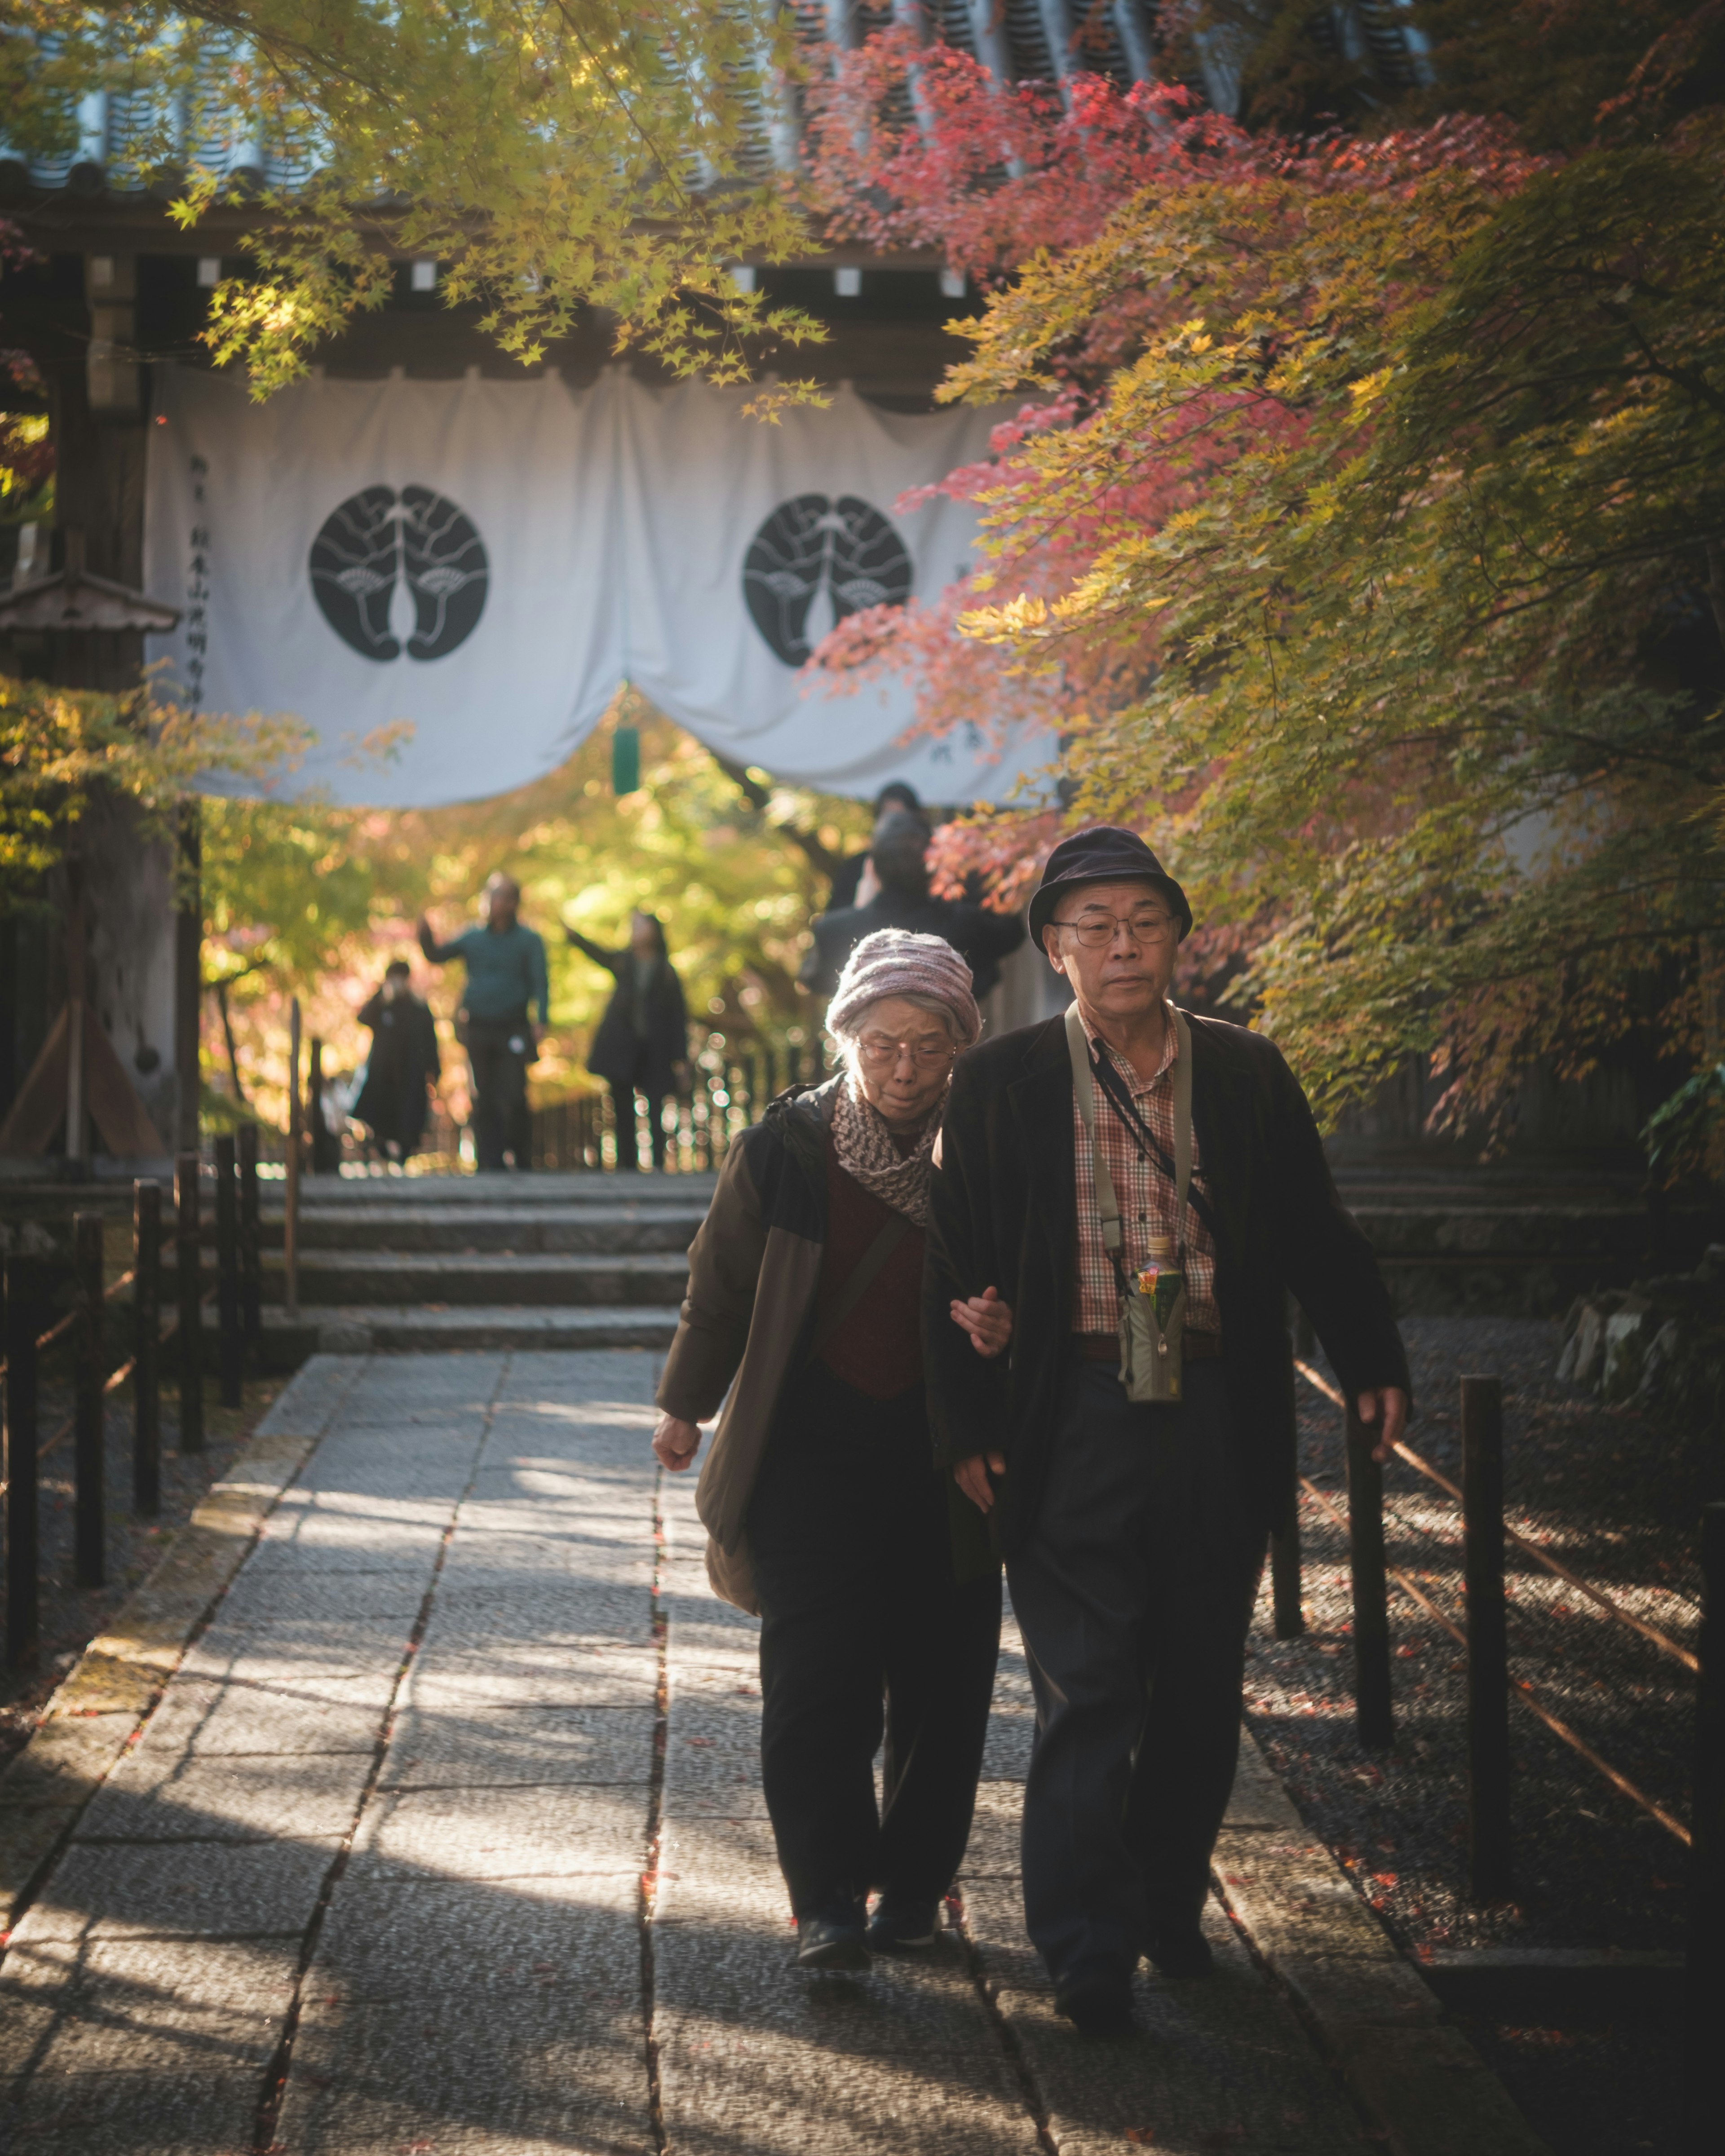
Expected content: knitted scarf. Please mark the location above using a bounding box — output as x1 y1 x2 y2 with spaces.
831 1071 947 1229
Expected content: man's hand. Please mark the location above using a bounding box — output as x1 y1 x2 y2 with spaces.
950 1286 1013 1358
1355 1386 1410 1465
954 1451 1006 1513
653 1414 703 1472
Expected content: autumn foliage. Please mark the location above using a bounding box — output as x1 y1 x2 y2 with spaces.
805 23 1725 1153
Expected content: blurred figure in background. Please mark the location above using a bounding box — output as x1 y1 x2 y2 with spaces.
803 809 1026 1003
826 781 924 912
353 960 441 1166
418 873 549 1172
567 910 690 1171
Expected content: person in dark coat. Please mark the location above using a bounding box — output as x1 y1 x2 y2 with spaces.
825 781 924 912
653 930 1011 1970
566 910 690 1171
802 810 1026 1002
923 825 1412 2039
352 960 441 1163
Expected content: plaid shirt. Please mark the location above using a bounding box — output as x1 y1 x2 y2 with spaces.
1071 1003 1221 1336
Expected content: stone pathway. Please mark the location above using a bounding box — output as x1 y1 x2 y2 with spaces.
0 1351 1384 2154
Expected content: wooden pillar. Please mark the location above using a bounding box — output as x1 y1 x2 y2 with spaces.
174 802 202 1155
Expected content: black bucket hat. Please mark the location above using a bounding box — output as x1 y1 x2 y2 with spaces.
1028 826 1194 943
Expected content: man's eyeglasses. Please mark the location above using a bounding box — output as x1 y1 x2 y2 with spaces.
1051 908 1178 949
855 1035 955 1072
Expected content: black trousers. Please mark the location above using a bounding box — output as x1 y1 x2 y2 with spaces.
466 1022 531 1172
746 1361 1002 1919
610 1082 668 1171
1006 1359 1266 1993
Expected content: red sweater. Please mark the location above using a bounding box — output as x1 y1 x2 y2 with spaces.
814 1135 927 1400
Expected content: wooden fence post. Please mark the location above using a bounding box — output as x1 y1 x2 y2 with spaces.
1345 1399 1393 1750
1462 1374 1512 1899
3 1257 40 1668
214 1134 242 1408
1686 1501 1725 2152
236 1122 262 1352
72 1211 105 1588
175 1150 204 1454
1271 1334 1306 1637
284 999 302 1320
133 1179 161 1516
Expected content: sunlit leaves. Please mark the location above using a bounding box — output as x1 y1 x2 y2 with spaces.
4 1 824 394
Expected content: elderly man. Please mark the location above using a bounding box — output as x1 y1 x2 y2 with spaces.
418 873 549 1172
923 826 1410 2037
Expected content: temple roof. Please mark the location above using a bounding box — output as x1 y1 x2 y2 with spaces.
0 4 1429 201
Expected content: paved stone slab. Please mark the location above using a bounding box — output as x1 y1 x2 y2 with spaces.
379 1705 658 1789
0 2068 267 2153
308 1874 643 2001
9 1837 339 1945
274 1991 653 2156
71 1751 376 1847
349 1782 646 1879
0 1935 300 2076
253 1353 365 1437
656 2039 1042 2156
212 1570 430 1627
398 1643 659 1710
178 1615 415 1686
130 1673 393 1758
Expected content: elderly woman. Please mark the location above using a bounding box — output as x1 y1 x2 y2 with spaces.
652 930 1010 1969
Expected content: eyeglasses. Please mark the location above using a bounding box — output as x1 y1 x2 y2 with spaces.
1051 908 1178 948
855 1035 955 1072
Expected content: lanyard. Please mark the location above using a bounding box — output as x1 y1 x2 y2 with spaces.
1066 1002 1197 1293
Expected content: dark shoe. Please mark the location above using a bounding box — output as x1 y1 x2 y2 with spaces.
1055 1973 1139 2039
867 1899 940 1951
1146 1922 1213 1979
794 1906 870 1971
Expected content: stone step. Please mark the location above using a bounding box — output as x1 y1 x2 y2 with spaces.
252 1202 705 1254
202 1302 679 1365
266 1169 717 1206
162 1248 690 1308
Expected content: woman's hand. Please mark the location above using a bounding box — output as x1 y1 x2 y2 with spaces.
955 1451 1006 1512
653 1414 703 1471
950 1285 1013 1358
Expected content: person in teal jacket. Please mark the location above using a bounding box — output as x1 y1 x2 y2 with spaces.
417 874 549 1171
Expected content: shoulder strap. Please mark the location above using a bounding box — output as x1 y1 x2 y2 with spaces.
805 1210 914 1364
1068 1001 1195 1244
1064 1002 1123 1259
1172 1006 1193 1218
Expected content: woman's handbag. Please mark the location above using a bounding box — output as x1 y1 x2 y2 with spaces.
1064 999 1194 1404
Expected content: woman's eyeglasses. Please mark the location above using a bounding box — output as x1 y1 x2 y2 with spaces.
855 1036 955 1072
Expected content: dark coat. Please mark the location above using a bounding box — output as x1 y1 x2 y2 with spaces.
921 1009 1411 1553
352 990 440 1154
658 1078 991 1610
801 891 1026 1001
568 931 689 1095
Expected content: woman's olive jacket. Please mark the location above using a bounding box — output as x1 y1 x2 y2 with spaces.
656 1078 840 1612
656 1077 989 1612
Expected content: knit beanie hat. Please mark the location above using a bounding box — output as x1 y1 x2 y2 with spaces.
825 928 982 1049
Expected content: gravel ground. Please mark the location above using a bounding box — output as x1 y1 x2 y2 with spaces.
1243 1315 1707 2155
0 1362 284 1774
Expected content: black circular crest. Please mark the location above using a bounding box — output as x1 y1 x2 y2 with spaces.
309 486 488 662
742 494 913 667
